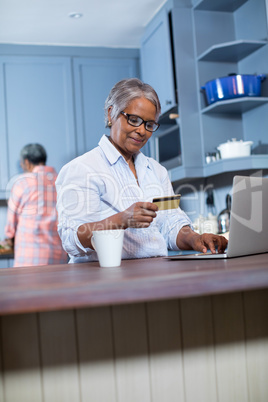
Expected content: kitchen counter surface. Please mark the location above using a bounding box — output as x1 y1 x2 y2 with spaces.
0 253 268 315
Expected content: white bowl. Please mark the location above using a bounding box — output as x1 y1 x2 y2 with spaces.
217 139 253 159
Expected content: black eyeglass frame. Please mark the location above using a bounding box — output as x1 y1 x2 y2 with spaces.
120 111 160 132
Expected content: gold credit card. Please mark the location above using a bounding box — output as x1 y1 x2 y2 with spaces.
152 195 181 210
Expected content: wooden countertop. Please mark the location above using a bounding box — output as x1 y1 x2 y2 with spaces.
0 253 268 315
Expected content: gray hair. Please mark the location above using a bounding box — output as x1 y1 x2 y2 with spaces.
20 143 47 165
104 78 161 128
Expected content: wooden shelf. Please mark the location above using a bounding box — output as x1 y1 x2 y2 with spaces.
194 0 248 12
201 97 268 114
198 40 267 62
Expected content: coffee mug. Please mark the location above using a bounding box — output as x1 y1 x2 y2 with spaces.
91 229 125 267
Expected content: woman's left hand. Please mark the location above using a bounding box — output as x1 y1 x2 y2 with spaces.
192 233 228 254
176 226 228 254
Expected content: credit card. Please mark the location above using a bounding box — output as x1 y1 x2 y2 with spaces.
152 195 181 210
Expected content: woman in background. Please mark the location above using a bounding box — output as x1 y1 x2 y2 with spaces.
5 143 68 267
56 78 227 263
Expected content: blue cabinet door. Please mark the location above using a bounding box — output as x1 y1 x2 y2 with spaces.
0 56 76 188
0 260 9 268
73 57 139 155
140 7 176 115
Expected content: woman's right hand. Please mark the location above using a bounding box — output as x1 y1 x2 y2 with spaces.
120 202 158 229
77 202 158 249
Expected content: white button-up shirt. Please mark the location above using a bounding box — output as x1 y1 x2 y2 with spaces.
56 135 192 263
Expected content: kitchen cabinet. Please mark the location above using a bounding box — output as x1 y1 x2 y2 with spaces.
140 1 204 179
140 5 177 115
150 118 182 170
140 0 268 183
0 260 8 268
0 56 77 190
73 57 139 155
0 259 13 268
0 48 139 194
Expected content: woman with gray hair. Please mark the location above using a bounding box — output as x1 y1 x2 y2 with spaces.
56 78 227 263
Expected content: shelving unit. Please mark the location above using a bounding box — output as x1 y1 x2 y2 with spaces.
194 0 268 178
141 0 268 183
203 154 268 177
169 165 203 183
201 97 268 114
169 154 268 184
193 0 249 12
197 40 267 62
169 0 268 182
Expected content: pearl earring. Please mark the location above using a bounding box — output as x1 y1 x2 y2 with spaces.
108 121 112 127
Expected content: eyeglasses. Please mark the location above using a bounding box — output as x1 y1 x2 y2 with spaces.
120 111 160 132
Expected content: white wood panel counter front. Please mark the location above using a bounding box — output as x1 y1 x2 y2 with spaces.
0 255 267 402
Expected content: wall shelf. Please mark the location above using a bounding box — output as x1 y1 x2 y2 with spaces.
198 40 267 62
169 165 203 183
194 0 248 12
169 155 268 183
203 155 268 177
201 97 268 114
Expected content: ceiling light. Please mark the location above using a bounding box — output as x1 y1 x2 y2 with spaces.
69 12 83 19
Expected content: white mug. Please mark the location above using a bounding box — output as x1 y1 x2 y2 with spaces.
91 229 125 267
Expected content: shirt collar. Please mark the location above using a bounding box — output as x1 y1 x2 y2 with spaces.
99 135 152 171
134 150 152 171
98 135 123 165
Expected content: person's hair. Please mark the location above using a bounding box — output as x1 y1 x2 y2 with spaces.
104 78 161 128
20 143 47 165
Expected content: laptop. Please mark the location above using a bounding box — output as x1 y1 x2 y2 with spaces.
165 175 268 260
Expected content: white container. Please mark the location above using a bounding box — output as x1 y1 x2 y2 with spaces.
91 229 124 267
217 138 253 159
193 214 218 234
